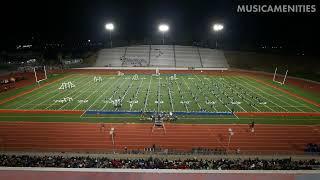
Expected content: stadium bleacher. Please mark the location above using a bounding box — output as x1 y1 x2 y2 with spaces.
124 45 149 66
150 45 175 67
200 48 229 68
95 47 126 67
175 45 202 67
94 45 229 68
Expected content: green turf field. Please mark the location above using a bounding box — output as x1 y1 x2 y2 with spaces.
0 113 319 125
0 74 319 113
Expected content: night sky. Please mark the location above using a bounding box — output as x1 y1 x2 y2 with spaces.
1 0 319 52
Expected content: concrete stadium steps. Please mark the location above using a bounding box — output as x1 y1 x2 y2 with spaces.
124 45 149 66
95 47 126 67
150 45 174 67
175 45 201 67
94 45 229 68
200 49 229 68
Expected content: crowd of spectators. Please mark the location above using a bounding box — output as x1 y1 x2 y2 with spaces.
120 56 147 67
305 143 320 154
1 154 319 170
122 145 227 156
191 148 227 155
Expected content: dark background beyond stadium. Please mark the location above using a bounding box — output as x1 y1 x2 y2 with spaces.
0 0 319 54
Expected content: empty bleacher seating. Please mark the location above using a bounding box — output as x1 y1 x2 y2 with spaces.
95 45 229 68
150 45 174 67
175 45 202 67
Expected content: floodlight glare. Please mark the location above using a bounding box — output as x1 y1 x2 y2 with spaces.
105 23 114 48
159 24 169 32
105 23 114 31
213 24 224 31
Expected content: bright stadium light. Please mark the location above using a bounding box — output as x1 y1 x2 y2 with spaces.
213 24 224 32
158 24 169 44
159 24 169 32
212 23 224 49
105 23 114 48
105 23 114 31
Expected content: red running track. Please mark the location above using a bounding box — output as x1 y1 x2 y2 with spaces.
0 122 319 154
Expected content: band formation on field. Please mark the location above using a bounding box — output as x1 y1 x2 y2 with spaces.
0 74 319 114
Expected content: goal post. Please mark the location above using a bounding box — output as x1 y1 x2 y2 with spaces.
282 70 288 84
272 67 277 81
33 66 48 84
273 67 288 85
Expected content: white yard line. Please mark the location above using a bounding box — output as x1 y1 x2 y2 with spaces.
224 77 273 112
15 75 83 110
175 78 189 112
143 76 152 112
6 74 76 108
237 76 303 112
244 76 310 112
129 78 144 111
190 75 218 112
35 76 91 110
121 81 134 101
246 76 319 112
115 79 135 111
167 78 175 112
215 78 247 112
99 77 130 111
255 76 319 109
157 76 161 113
219 78 260 112
232 76 289 112
233 112 239 119
79 76 122 117
71 77 113 110
194 75 232 112
52 77 99 110
181 76 202 110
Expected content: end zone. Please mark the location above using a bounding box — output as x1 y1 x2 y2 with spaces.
236 112 320 117
0 109 84 115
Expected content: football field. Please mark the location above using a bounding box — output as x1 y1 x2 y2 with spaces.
0 74 319 114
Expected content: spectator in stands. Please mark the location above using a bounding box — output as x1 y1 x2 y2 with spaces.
305 143 320 154
1 154 319 170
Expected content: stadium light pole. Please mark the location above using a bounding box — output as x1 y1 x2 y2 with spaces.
158 24 169 45
105 23 114 48
213 23 224 49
